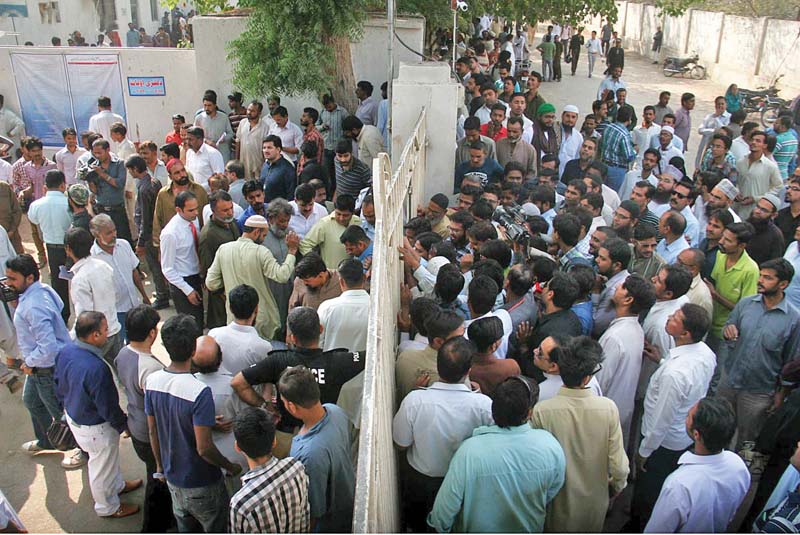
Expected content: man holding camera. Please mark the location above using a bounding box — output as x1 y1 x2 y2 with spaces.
84 139 132 245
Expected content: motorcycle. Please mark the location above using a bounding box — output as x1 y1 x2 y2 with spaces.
740 75 785 126
662 54 706 79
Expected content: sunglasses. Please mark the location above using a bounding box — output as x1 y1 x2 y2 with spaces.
671 191 689 199
503 375 536 408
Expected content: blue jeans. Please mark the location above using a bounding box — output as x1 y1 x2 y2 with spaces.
542 59 553 81
116 312 127 345
22 373 63 449
167 478 229 533
606 165 628 193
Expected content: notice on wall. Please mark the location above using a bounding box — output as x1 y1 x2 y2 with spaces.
0 0 27 16
65 54 126 136
128 76 166 96
10 53 126 146
10 53 72 146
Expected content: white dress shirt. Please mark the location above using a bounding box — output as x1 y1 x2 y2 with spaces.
186 143 224 189
88 110 125 152
592 269 629 337
55 146 88 184
464 308 513 359
648 200 671 218
597 316 645 445
398 333 428 354
208 322 272 375
268 122 304 162
317 289 371 352
159 214 201 296
392 382 493 477
201 203 243 226
620 169 657 203
288 201 328 239
538 373 602 402
680 205 700 246
731 136 750 162
639 295 689 396
645 450 750 533
601 184 621 213
633 124 662 162
90 240 141 313
193 370 249 470
656 236 690 265
640 341 716 457
69 256 122 336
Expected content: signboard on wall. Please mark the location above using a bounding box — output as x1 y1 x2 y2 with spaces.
0 0 27 16
9 53 126 146
127 76 166 96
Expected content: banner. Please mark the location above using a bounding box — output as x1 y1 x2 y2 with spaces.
10 53 72 146
0 0 27 17
10 53 126 147
65 54 126 136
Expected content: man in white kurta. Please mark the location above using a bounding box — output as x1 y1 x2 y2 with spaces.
235 103 273 180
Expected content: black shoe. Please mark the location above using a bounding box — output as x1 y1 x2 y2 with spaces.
152 299 170 310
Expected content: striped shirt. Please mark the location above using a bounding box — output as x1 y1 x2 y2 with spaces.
317 105 349 149
334 158 372 198
229 457 310 534
600 122 637 168
775 131 798 180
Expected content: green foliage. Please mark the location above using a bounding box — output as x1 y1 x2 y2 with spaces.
648 0 799 19
458 0 619 26
161 0 230 13
228 0 369 98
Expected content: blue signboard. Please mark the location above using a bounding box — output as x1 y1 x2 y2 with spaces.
127 76 166 96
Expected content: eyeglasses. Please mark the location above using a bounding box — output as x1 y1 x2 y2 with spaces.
788 187 800 192
753 204 774 213
591 363 603 376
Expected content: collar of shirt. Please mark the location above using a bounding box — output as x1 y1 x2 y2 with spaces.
425 381 471 393
70 256 92 274
75 339 104 358
301 406 331 439
721 251 754 273
556 385 593 398
226 322 261 336
751 292 791 314
677 450 727 466
241 457 279 484
472 423 531 438
669 341 709 360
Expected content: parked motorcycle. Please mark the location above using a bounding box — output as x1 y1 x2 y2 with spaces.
740 75 785 126
662 54 706 79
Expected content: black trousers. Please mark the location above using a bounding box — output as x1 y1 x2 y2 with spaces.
570 50 580 74
132 436 177 533
626 443 687 531
46 244 69 324
144 243 169 302
97 204 132 246
169 274 204 329
401 455 444 533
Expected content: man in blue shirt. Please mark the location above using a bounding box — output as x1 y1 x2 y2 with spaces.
454 140 504 193
4 254 75 463
280 365 355 532
236 179 267 232
428 377 565 532
260 135 296 203
86 138 132 245
145 314 243 533
339 224 372 270
55 311 141 518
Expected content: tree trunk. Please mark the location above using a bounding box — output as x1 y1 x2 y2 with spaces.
326 34 359 114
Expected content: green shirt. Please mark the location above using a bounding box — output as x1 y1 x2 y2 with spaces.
205 237 296 340
536 41 556 60
709 250 759 336
299 212 361 269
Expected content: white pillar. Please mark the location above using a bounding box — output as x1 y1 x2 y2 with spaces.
391 62 462 201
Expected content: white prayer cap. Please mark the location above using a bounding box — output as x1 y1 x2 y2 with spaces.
521 202 541 217
244 215 269 228
563 104 579 114
660 125 675 136
715 178 739 200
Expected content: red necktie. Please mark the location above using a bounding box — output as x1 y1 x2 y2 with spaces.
189 221 199 256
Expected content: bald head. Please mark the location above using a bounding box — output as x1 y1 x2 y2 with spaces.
678 248 705 276
193 335 222 374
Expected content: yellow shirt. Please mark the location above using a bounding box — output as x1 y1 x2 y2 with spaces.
709 250 759 337
299 213 361 269
531 387 629 532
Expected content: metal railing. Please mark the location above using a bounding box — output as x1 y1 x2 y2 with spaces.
353 108 427 532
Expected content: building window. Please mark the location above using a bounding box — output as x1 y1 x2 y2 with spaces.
38 1 61 23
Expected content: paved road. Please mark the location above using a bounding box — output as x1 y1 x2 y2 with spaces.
0 47 731 533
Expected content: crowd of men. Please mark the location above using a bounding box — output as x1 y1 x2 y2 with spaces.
1 14 800 535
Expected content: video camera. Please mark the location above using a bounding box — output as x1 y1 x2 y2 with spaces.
76 156 101 185
492 204 531 245
0 277 19 303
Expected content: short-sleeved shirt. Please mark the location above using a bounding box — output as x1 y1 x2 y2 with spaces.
115 345 163 442
290 404 355 532
709 250 759 336
144 369 221 488
241 347 364 432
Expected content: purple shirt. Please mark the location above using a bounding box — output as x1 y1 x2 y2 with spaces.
22 159 57 200
674 107 691 152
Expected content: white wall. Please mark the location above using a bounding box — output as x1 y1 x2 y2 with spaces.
617 1 800 95
0 46 202 150
190 13 426 121
0 0 195 47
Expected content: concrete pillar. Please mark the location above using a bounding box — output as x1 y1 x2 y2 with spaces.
391 62 462 201
714 14 726 65
753 17 771 76
684 9 693 54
